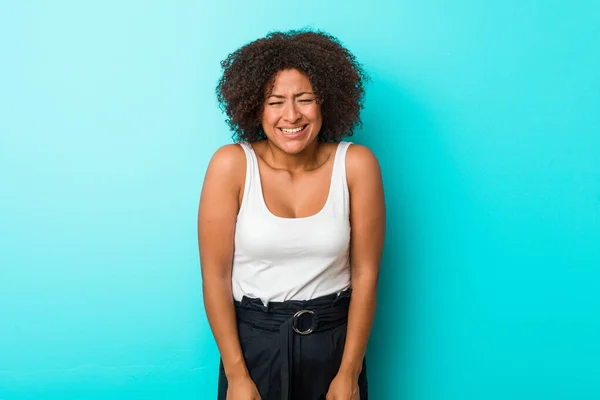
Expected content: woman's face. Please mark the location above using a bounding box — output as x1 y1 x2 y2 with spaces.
261 69 322 154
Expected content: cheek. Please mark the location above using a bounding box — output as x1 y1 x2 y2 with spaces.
308 106 323 124
261 109 278 128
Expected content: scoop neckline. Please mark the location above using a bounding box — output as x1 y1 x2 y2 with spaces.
247 142 342 221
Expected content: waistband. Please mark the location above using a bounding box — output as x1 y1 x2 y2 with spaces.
234 289 352 400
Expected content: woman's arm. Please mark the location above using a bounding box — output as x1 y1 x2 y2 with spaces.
339 144 386 378
197 144 250 381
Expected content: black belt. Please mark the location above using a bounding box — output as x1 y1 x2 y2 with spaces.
235 290 351 400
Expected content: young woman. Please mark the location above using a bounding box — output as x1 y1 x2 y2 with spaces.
198 29 385 400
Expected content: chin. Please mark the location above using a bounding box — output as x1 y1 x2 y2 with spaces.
279 136 319 154
276 140 308 155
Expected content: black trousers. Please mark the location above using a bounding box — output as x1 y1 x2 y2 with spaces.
217 289 368 400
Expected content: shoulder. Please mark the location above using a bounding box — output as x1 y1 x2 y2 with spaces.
344 143 382 188
204 143 246 190
206 143 246 177
209 143 246 169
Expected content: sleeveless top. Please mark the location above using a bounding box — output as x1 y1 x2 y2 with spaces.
232 141 353 304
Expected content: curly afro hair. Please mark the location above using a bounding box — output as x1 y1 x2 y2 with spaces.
216 29 368 142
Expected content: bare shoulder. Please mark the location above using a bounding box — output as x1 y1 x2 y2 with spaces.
208 143 246 172
203 144 246 200
345 143 382 187
198 144 246 273
345 143 385 256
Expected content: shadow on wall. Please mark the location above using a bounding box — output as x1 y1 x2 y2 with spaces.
353 74 447 399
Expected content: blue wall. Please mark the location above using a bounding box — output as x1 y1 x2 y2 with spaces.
1 1 599 399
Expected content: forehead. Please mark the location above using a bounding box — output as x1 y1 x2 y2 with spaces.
269 69 313 94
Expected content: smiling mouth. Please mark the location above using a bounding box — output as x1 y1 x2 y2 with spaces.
279 125 308 135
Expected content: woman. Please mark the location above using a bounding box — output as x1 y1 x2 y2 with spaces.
198 29 385 400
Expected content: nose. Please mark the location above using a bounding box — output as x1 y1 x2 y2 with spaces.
283 101 301 123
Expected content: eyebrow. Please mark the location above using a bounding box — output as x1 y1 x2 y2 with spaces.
268 92 314 99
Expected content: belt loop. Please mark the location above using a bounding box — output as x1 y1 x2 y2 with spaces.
240 295 269 312
332 288 352 307
240 295 251 308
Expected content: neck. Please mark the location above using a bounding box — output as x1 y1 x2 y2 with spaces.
263 139 322 172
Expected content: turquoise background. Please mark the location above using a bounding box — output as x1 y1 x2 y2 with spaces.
1 1 599 399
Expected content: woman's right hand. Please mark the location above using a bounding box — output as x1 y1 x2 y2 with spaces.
226 376 262 400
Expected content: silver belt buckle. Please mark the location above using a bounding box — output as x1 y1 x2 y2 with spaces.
292 309 315 335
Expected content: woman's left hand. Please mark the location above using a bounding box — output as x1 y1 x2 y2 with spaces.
325 371 360 400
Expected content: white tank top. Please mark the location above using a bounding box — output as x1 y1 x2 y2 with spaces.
232 141 352 304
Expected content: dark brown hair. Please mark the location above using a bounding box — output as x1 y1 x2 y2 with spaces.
216 29 368 142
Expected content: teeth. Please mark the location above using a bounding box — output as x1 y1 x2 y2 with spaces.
281 126 304 134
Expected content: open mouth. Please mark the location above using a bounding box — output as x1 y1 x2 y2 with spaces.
279 125 308 136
